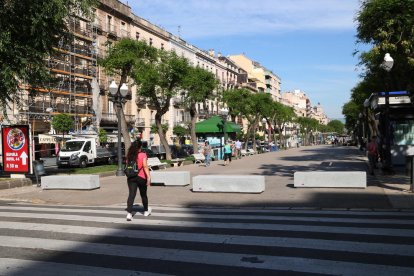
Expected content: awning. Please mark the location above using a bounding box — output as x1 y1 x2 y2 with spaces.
195 116 241 133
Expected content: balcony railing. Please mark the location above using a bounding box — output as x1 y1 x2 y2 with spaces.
150 119 169 125
101 112 117 122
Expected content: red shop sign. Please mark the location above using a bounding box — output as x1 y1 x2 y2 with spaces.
1 125 30 173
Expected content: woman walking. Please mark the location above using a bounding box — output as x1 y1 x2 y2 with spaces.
125 140 151 221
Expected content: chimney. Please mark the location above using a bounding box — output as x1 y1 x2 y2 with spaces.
217 52 222 57
208 49 215 57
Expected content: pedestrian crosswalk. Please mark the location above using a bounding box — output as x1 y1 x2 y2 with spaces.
0 203 414 275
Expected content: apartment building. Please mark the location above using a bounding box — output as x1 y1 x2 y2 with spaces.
282 90 310 118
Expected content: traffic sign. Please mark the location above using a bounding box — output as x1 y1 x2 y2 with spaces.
1 125 30 173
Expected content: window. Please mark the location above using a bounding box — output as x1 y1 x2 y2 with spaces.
161 43 164 50
149 38 153 46
83 141 91 152
135 32 140 40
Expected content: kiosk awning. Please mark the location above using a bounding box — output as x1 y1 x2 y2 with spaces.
195 116 241 133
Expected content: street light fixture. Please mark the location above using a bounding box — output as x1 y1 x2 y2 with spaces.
219 107 229 160
109 80 129 176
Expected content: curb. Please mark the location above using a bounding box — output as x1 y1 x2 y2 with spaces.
0 178 33 190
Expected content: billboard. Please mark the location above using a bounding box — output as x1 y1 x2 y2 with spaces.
1 125 30 173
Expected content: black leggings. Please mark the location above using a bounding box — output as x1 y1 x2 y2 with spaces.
126 177 148 213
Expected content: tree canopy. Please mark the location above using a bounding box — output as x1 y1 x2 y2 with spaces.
134 50 189 160
51 113 74 137
99 38 157 153
182 66 218 152
0 0 96 114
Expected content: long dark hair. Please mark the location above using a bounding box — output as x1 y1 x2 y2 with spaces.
127 140 142 161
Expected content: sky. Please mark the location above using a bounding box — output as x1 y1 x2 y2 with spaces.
122 0 366 119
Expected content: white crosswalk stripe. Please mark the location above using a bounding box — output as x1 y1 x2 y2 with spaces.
0 203 413 275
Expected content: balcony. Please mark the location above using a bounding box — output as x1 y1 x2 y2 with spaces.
106 24 118 38
150 119 169 125
101 112 117 122
92 18 103 31
135 117 145 127
119 29 130 38
136 96 148 105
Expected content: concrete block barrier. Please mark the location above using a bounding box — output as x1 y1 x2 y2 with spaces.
151 171 190 186
294 171 366 188
192 175 265 193
41 175 100 190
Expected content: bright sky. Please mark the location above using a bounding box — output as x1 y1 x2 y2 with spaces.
124 0 365 119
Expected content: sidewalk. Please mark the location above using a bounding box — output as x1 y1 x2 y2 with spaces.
0 145 413 209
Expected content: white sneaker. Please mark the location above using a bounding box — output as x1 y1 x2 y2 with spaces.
144 207 152 217
126 213 133 221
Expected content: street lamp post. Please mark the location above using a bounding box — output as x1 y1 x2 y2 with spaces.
262 118 272 151
381 53 394 174
219 107 229 160
109 80 129 176
304 127 307 146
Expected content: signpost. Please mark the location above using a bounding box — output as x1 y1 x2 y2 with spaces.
1 125 30 174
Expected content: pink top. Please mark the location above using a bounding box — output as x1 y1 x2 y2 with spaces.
136 152 147 179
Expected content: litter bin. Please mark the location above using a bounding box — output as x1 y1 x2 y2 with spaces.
33 160 46 187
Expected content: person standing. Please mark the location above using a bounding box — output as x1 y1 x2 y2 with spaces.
235 139 242 159
125 140 151 221
203 141 211 167
367 136 378 175
223 141 232 166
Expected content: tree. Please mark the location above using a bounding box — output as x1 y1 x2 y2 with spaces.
327 120 345 135
98 128 108 144
227 92 273 151
182 66 218 153
51 113 74 142
268 102 296 148
223 89 254 148
173 125 188 143
0 0 96 114
356 0 414 95
99 38 157 154
134 50 189 160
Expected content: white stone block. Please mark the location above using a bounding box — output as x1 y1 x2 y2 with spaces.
151 171 190 186
294 171 366 188
41 175 100 190
192 175 265 193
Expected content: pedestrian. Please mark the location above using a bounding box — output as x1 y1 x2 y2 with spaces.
223 140 232 166
125 140 151 221
367 136 378 175
203 141 211 167
235 139 242 159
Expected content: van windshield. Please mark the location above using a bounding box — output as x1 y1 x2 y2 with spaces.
61 141 84 152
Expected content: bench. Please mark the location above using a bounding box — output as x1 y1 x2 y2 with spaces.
248 149 257 155
151 171 190 186
147 157 168 171
240 149 250 156
41 174 100 190
170 158 185 167
294 171 366 188
192 175 265 193
192 153 205 164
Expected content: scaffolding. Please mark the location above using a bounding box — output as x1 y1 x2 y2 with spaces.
17 14 98 134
